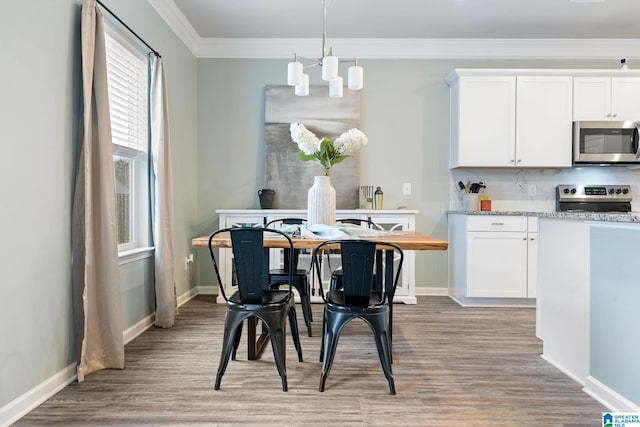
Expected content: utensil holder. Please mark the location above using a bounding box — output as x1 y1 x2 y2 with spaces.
463 193 479 212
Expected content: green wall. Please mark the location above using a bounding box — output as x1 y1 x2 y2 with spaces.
194 57 619 290
0 0 198 412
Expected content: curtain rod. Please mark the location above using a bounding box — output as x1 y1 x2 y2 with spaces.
96 0 161 58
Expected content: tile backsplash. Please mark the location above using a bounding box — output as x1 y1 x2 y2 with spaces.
449 166 640 212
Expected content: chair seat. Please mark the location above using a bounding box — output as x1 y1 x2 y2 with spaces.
326 290 384 307
228 289 291 306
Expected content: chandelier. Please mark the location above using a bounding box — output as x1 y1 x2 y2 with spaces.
286 0 363 98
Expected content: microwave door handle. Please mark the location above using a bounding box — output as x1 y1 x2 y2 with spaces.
634 124 640 159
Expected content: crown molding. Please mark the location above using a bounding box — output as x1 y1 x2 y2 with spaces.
147 0 200 56
148 0 640 60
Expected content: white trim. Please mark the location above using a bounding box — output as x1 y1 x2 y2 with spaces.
192 38 640 60
584 376 640 413
540 354 585 386
415 286 449 297
123 313 155 345
141 4 640 60
118 247 154 265
176 286 199 307
0 363 77 427
147 0 200 56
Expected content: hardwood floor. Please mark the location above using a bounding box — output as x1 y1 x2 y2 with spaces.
17 296 606 426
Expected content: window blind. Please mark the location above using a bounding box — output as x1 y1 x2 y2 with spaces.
105 32 148 154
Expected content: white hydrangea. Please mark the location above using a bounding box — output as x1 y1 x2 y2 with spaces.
290 123 320 155
334 128 368 155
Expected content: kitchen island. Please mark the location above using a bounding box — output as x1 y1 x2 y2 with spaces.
448 210 640 412
537 217 640 413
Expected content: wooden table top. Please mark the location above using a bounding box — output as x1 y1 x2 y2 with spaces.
192 230 448 251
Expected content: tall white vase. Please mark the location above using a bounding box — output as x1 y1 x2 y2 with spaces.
307 175 336 226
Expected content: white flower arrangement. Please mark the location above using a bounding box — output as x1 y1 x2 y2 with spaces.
289 123 368 176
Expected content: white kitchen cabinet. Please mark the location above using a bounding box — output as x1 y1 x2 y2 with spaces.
448 214 537 306
573 76 640 121
215 209 418 304
515 77 573 167
449 75 516 168
448 73 572 168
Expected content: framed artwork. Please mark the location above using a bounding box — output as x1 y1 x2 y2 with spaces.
264 85 361 209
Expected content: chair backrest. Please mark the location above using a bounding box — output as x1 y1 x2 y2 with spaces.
336 218 385 231
208 227 294 303
265 218 306 270
312 239 404 307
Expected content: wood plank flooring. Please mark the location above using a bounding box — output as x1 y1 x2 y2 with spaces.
16 296 606 426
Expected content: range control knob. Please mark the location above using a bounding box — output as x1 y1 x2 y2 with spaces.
609 188 615 194
563 188 570 194
616 188 622 194
623 188 629 194
570 188 577 194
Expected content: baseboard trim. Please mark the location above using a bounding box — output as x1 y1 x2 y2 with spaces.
414 287 449 296
584 375 640 413
540 354 585 387
0 363 77 427
123 313 155 345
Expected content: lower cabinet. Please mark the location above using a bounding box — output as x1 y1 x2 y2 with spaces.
215 209 418 304
448 213 537 306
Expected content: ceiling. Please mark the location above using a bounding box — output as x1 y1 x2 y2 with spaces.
170 0 639 39
147 0 640 58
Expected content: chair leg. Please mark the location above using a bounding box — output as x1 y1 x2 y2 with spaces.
297 278 313 337
319 305 327 362
262 311 289 392
288 305 303 362
319 310 351 392
231 320 243 361
365 312 396 395
215 311 246 390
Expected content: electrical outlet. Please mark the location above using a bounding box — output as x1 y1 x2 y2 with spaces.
528 184 536 197
403 182 412 195
184 253 194 270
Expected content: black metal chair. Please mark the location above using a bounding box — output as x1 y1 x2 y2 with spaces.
266 218 313 337
312 239 404 395
208 227 303 392
329 218 385 291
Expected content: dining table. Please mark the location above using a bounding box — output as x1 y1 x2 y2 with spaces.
192 229 448 360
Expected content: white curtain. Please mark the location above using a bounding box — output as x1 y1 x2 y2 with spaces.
72 0 124 382
150 56 177 327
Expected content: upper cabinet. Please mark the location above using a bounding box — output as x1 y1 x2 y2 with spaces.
573 77 640 121
448 72 572 168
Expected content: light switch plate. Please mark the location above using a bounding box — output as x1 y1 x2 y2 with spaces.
403 182 412 195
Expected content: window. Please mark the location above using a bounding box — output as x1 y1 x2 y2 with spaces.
105 29 151 255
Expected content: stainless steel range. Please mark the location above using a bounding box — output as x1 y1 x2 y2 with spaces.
556 184 633 213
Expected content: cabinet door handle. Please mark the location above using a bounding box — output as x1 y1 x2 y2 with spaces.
612 113 618 118
491 222 504 226
517 159 522 163
522 237 527 240
510 159 515 163
607 113 612 118
530 237 535 241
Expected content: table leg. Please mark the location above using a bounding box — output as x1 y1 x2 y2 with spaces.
247 316 269 360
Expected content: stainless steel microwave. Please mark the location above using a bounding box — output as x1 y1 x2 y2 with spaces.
573 121 640 164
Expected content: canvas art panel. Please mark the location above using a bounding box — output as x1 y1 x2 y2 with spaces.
264 85 361 209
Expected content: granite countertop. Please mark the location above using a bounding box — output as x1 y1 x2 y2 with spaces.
448 210 640 223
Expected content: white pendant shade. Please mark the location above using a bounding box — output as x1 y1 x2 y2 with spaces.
322 56 339 81
348 65 363 90
287 1 364 97
287 61 303 86
329 76 343 98
295 73 309 96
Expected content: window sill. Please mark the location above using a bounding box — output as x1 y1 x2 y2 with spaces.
118 247 155 265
